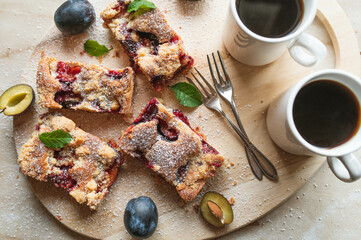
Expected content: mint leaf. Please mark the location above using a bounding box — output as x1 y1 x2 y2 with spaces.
39 130 72 149
84 39 111 57
127 0 156 17
171 82 203 107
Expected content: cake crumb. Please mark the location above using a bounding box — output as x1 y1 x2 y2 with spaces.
228 197 235 205
113 50 120 58
193 204 200 214
232 181 237 186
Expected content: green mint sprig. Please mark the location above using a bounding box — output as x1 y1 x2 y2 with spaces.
84 39 112 57
128 0 156 17
171 82 203 107
39 130 72 149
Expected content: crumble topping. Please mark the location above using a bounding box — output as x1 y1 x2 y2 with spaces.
128 9 175 43
137 42 183 78
119 120 158 155
118 98 224 201
101 0 194 91
37 57 134 113
18 114 124 210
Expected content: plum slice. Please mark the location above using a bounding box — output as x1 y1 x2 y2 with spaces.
0 84 34 116
200 191 234 228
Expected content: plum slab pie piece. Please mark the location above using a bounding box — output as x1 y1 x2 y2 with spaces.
101 0 194 92
18 113 124 209
118 98 224 201
37 57 134 113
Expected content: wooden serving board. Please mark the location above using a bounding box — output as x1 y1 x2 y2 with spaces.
13 0 361 239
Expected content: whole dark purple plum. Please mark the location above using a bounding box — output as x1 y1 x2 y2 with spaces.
124 196 158 239
54 0 95 35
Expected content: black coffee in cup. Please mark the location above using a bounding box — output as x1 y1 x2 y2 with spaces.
293 80 360 148
237 0 304 38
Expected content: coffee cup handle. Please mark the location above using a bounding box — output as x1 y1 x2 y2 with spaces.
288 33 327 67
327 154 361 182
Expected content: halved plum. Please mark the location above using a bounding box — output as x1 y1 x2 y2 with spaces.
0 84 34 116
200 191 234 228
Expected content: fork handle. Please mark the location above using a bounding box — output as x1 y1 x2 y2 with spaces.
231 101 276 179
230 101 264 180
246 147 263 180
248 142 278 179
217 109 278 179
230 100 247 134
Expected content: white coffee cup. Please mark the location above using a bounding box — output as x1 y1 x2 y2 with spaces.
223 0 327 67
266 69 361 182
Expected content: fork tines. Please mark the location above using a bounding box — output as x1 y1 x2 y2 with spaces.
186 67 217 100
187 51 231 98
207 51 231 87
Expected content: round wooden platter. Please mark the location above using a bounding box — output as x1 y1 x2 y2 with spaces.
13 0 361 239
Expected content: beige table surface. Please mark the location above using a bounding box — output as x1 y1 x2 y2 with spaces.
1 0 361 239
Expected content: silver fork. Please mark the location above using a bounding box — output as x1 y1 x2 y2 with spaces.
206 52 263 180
207 51 277 180
186 67 278 180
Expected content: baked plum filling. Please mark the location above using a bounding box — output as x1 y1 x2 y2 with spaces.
106 150 125 180
130 98 221 184
96 148 124 193
120 26 160 75
176 162 190 183
112 0 126 11
173 109 190 125
48 165 77 192
37 57 134 114
53 63 130 112
137 31 159 55
133 98 159 124
56 61 81 82
54 91 82 108
106 69 128 79
151 76 166 92
54 61 82 108
111 15 193 91
134 99 219 155
117 98 224 201
172 109 219 155
179 54 194 71
49 146 123 194
202 141 219 155
157 119 179 141
19 114 127 209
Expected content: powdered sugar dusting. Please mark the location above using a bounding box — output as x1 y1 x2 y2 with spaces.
8 0 337 239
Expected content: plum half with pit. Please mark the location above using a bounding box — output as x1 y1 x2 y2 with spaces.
124 196 158 239
200 191 234 228
54 0 95 35
0 84 34 116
